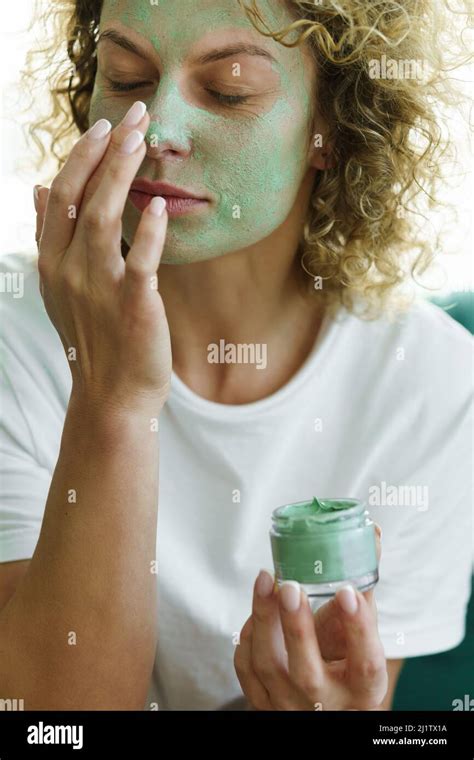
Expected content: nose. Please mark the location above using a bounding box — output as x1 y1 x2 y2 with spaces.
145 77 193 161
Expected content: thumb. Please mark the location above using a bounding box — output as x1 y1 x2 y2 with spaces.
362 522 382 610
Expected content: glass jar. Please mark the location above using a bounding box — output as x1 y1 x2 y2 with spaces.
270 497 378 612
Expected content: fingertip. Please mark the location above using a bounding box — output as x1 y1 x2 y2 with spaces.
255 568 274 599
148 196 167 218
84 118 112 141
336 584 359 616
279 580 303 613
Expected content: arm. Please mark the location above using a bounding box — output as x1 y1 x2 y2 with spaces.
0 396 162 710
0 101 171 709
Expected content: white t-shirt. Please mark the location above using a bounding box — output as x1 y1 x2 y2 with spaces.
0 251 472 711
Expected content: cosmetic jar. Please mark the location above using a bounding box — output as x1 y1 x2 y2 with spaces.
270 497 378 611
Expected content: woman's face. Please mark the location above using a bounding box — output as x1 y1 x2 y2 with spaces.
89 0 317 264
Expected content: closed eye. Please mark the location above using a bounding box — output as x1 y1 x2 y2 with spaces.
106 79 154 93
204 89 251 106
105 79 251 106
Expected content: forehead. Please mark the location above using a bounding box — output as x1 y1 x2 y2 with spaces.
99 0 299 64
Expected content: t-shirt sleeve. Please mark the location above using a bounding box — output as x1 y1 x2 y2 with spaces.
373 306 473 659
0 338 52 562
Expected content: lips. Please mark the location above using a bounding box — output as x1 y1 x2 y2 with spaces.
129 178 210 217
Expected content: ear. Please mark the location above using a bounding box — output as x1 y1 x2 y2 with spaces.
308 114 335 170
309 129 335 170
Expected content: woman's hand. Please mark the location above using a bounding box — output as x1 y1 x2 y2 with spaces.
34 100 172 412
234 525 387 710
310 524 382 663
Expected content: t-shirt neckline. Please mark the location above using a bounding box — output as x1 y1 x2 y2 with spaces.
169 309 341 419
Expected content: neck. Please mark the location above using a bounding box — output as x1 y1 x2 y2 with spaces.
155 170 325 404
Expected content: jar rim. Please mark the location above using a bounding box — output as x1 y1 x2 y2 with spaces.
271 497 368 530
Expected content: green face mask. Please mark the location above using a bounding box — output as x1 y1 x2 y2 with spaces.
89 0 315 264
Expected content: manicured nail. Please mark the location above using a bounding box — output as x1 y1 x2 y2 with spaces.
148 196 167 217
255 569 274 598
280 581 301 612
336 585 358 615
86 118 112 140
33 185 41 211
122 101 147 127
120 130 145 155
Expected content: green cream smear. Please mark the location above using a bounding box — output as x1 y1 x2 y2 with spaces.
89 0 315 264
311 497 356 512
276 498 364 530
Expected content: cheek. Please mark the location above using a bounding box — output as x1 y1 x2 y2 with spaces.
88 87 103 126
197 99 310 237
88 85 129 129
90 84 311 261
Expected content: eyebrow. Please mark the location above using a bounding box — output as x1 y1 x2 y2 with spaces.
97 30 278 65
194 44 278 65
97 30 151 60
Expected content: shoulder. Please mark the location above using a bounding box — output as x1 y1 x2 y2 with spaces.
1 250 58 336
337 296 472 398
395 296 472 353
0 251 70 410
0 251 47 332
391 297 471 400
343 295 472 357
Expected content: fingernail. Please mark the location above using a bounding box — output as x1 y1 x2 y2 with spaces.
86 118 112 140
280 581 301 612
122 101 147 127
336 584 358 615
255 569 274 598
120 129 145 155
148 196 167 217
374 523 382 541
33 185 41 211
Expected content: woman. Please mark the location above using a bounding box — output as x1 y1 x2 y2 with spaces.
0 0 471 711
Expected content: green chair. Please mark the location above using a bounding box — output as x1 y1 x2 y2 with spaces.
393 292 473 710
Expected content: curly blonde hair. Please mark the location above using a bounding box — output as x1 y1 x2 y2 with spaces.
20 0 471 318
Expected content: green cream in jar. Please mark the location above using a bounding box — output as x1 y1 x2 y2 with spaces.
270 497 378 611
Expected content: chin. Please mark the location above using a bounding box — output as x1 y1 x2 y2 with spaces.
160 244 224 265
160 249 197 265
